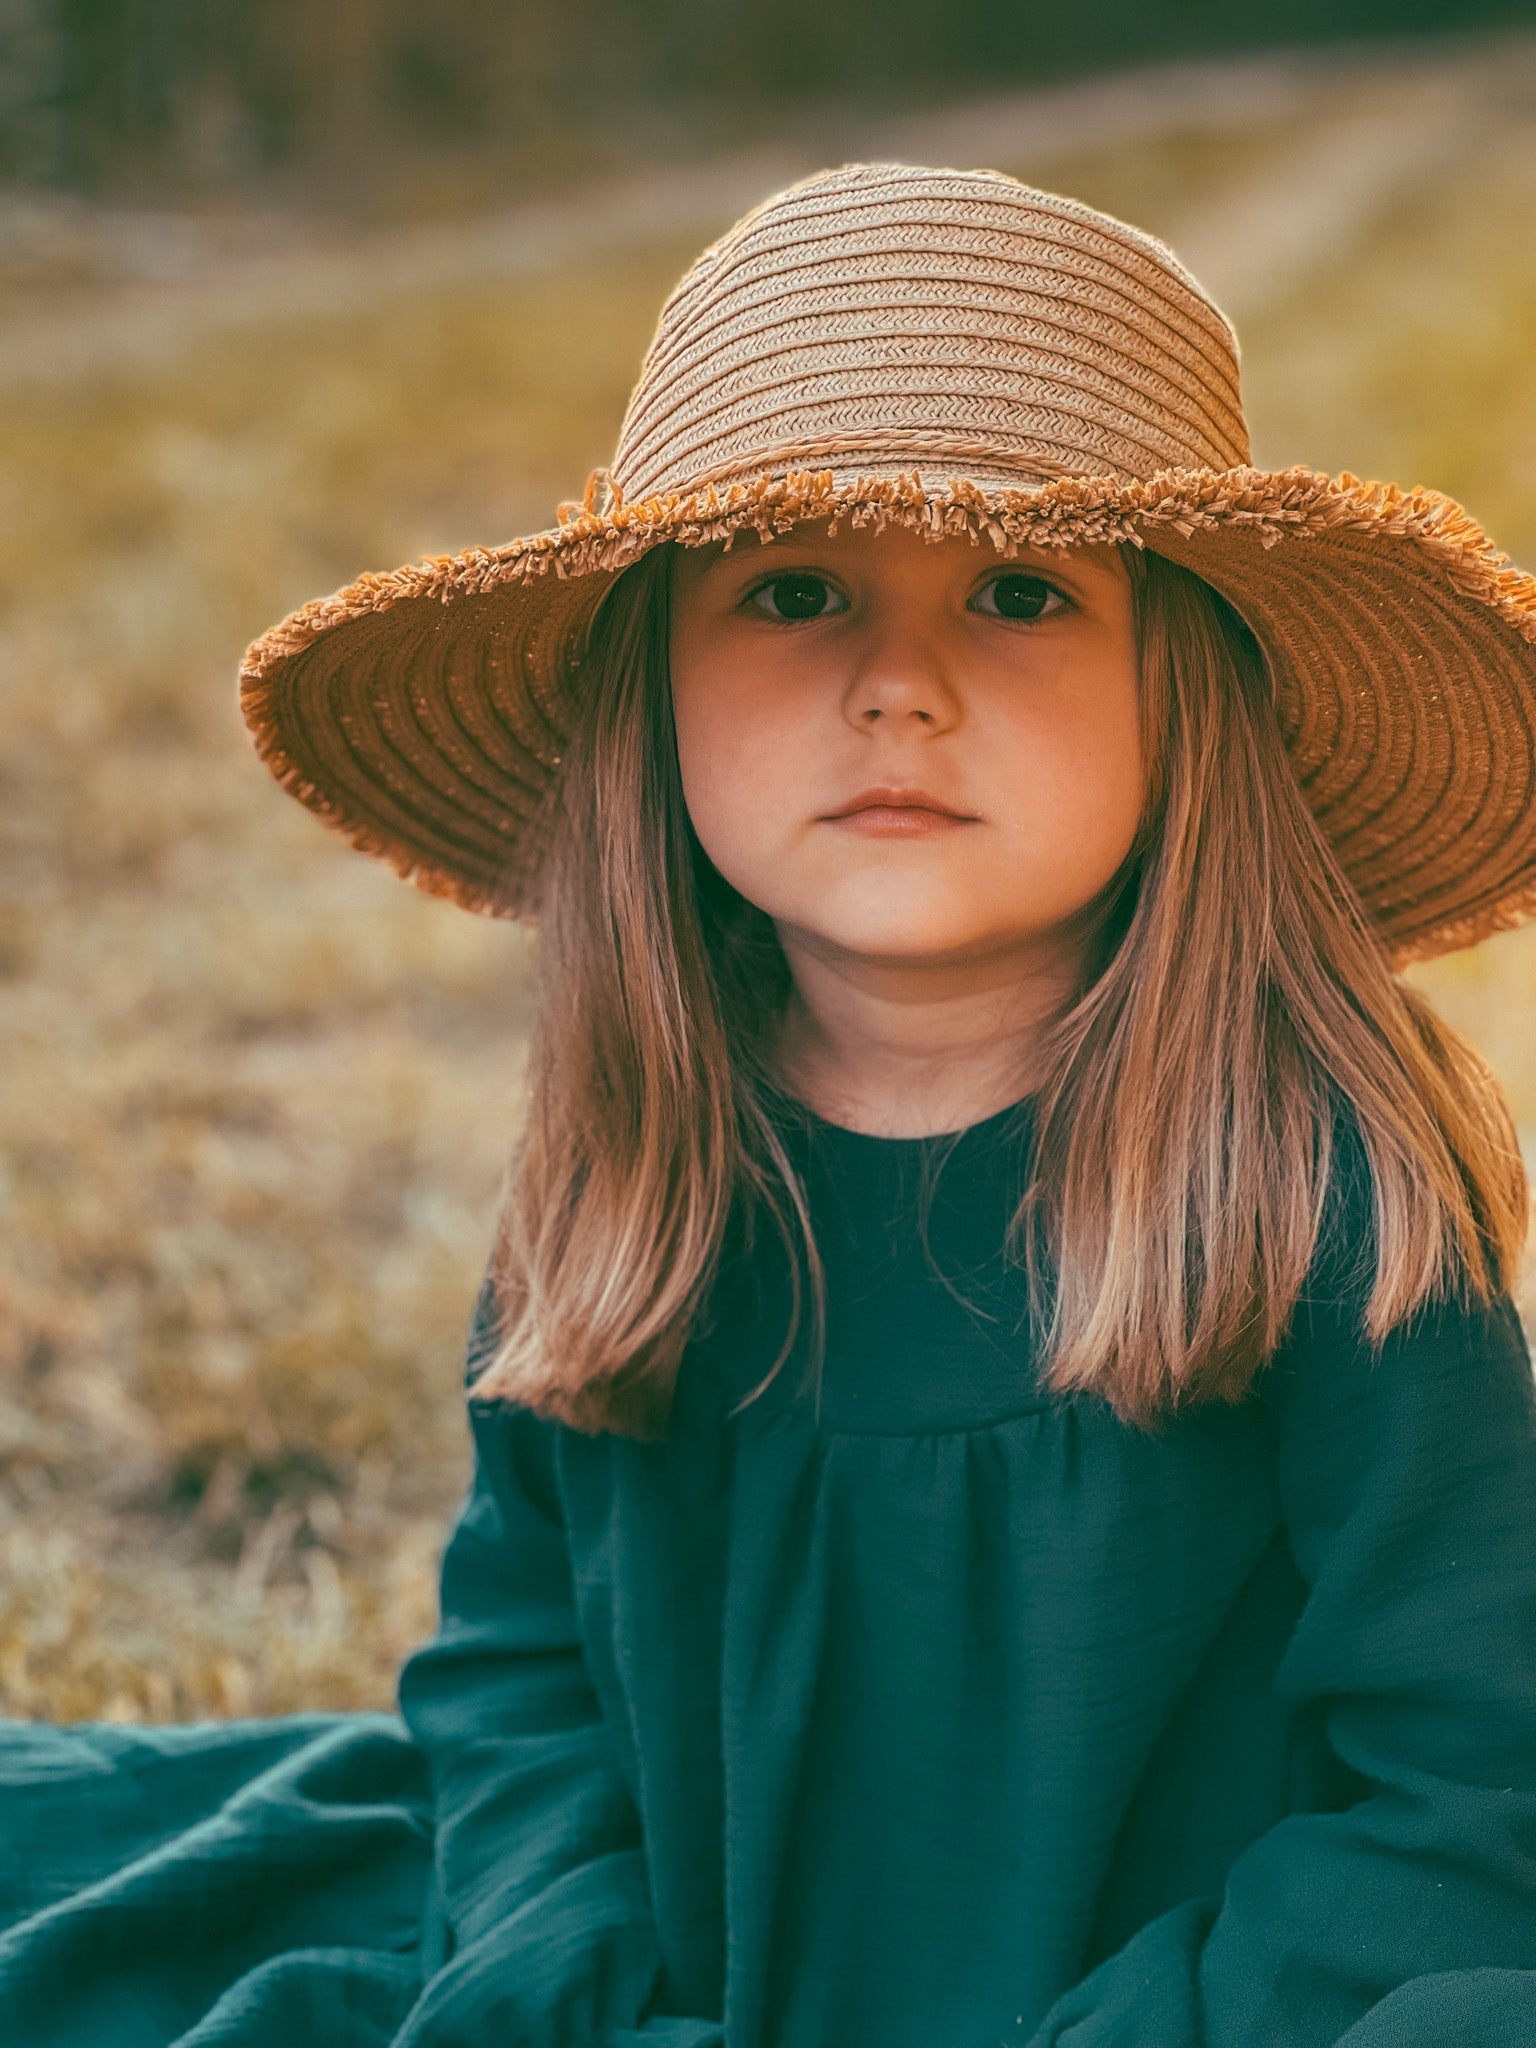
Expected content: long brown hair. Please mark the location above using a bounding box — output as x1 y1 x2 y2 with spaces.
476 535 1529 1437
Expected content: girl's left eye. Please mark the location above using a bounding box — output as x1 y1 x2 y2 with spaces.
970 572 1067 621
747 573 847 621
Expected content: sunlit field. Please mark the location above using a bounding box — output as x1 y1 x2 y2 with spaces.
3 37 1535 1719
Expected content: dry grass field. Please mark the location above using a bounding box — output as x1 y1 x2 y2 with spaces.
3 37 1536 1721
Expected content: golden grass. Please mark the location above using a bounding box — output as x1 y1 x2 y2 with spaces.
2 70 1534 1720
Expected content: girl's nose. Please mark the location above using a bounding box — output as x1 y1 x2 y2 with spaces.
840 635 962 736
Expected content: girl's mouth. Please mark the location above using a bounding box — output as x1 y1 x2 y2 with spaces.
820 787 979 836
829 806 974 836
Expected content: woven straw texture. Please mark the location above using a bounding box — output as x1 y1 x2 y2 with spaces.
240 162 1536 967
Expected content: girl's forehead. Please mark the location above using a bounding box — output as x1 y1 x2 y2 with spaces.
689 518 1128 582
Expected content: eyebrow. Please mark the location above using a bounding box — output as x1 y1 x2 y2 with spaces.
697 536 1124 591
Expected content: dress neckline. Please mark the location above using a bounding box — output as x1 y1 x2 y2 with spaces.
765 1082 1039 1154
708 1077 1050 1436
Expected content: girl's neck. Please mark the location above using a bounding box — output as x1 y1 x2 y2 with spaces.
771 929 1085 1138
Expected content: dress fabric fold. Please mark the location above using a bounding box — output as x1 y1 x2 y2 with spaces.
5 1093 1536 2046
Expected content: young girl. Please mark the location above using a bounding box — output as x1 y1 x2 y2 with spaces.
6 161 1536 2047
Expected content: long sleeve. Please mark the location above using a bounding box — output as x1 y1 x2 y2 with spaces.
393 1287 724 2048
1026 1177 1536 2044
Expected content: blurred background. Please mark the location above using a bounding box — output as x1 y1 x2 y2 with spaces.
3 1 1536 1722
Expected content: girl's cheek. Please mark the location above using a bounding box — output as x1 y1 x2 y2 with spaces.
675 661 821 823
998 657 1142 800
675 725 795 896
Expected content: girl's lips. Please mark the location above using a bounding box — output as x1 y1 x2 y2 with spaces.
820 787 978 834
822 805 976 836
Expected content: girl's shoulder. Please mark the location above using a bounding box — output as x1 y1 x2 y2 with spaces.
1297 1094 1378 1320
1265 1094 1533 1443
458 1276 572 1521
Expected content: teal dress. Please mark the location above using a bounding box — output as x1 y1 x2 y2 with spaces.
5 1092 1536 2045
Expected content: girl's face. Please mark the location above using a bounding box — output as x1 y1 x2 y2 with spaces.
668 518 1144 978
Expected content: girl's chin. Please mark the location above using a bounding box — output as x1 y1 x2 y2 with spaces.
761 872 1082 966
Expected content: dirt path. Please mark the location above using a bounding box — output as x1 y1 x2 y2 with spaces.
0 34 1528 386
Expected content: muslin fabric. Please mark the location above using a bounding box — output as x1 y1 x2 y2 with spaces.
6 1096 1536 2046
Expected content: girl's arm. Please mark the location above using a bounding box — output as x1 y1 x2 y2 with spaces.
1026 1216 1536 2045
394 1289 723 2048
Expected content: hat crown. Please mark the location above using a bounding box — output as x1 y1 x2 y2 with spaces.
610 161 1252 503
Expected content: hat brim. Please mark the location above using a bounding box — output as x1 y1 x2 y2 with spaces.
239 462 1536 967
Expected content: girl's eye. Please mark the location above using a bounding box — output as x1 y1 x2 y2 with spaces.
971 572 1066 622
747 573 847 621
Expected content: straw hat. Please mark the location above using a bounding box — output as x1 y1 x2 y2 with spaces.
239 162 1536 967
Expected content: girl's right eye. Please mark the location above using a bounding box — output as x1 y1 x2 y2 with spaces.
746 573 848 621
